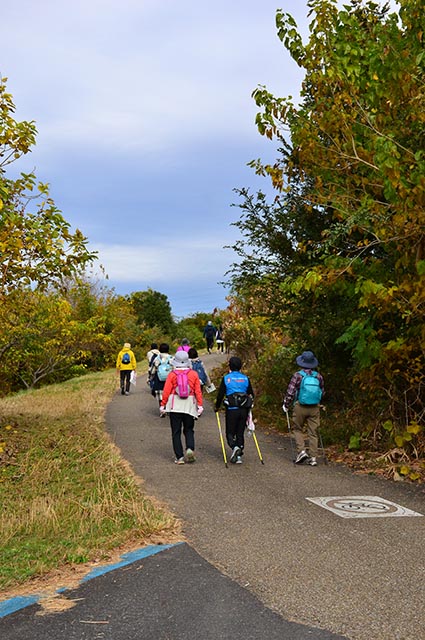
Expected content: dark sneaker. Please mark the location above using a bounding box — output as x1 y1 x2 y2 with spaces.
307 457 317 466
121 388 125 395
186 449 196 463
295 450 309 464
230 446 241 464
235 456 243 464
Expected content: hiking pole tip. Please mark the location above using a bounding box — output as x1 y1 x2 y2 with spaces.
215 411 228 468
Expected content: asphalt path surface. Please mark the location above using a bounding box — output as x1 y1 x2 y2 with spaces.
2 352 424 639
105 352 425 640
0 543 345 639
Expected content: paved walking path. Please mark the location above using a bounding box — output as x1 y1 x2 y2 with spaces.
0 542 345 639
106 351 425 640
1 352 424 639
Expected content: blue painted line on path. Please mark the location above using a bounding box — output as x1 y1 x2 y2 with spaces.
0 543 182 619
81 543 180 581
0 595 39 619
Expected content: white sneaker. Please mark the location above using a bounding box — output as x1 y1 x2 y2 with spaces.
295 450 309 464
186 449 196 463
307 457 317 466
230 446 241 464
235 456 243 464
174 457 185 465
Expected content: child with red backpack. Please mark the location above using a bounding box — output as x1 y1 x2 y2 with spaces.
282 350 325 466
160 351 203 464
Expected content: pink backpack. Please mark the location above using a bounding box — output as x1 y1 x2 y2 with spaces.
174 370 190 398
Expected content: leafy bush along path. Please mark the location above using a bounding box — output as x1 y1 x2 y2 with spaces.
107 351 425 640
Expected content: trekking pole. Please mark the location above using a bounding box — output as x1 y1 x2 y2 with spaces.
247 411 264 464
285 410 296 464
215 412 228 467
318 427 328 465
252 431 264 464
318 404 328 465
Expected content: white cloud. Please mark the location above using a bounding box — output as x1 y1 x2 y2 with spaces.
2 0 304 154
94 238 231 284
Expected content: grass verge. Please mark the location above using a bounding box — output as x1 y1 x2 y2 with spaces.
0 369 180 593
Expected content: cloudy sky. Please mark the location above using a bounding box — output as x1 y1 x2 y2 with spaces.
2 1 312 317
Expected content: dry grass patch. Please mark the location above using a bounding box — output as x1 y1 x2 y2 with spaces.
0 370 180 592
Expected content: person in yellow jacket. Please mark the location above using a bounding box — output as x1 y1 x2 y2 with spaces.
116 342 137 395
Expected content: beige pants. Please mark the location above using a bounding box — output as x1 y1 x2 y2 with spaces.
292 402 320 457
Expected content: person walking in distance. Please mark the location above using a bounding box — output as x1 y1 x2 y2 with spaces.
214 356 254 464
116 342 137 395
215 325 225 353
282 350 325 466
160 350 203 464
203 320 216 354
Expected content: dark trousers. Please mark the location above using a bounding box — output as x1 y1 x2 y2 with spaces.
225 408 248 453
120 370 131 393
169 412 195 459
206 337 214 352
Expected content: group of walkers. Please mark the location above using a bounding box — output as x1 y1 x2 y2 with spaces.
146 339 214 464
116 336 325 467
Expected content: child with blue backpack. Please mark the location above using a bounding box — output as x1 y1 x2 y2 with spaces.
214 356 254 464
282 350 325 466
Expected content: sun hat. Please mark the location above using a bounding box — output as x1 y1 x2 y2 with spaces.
124 342 131 348
296 351 318 369
171 351 190 368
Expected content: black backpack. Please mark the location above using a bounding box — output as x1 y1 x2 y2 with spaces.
224 393 253 409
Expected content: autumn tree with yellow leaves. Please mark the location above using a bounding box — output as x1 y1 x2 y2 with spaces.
0 77 102 391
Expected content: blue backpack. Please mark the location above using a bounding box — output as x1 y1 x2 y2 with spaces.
157 355 172 381
192 360 207 385
297 370 322 405
121 352 131 364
